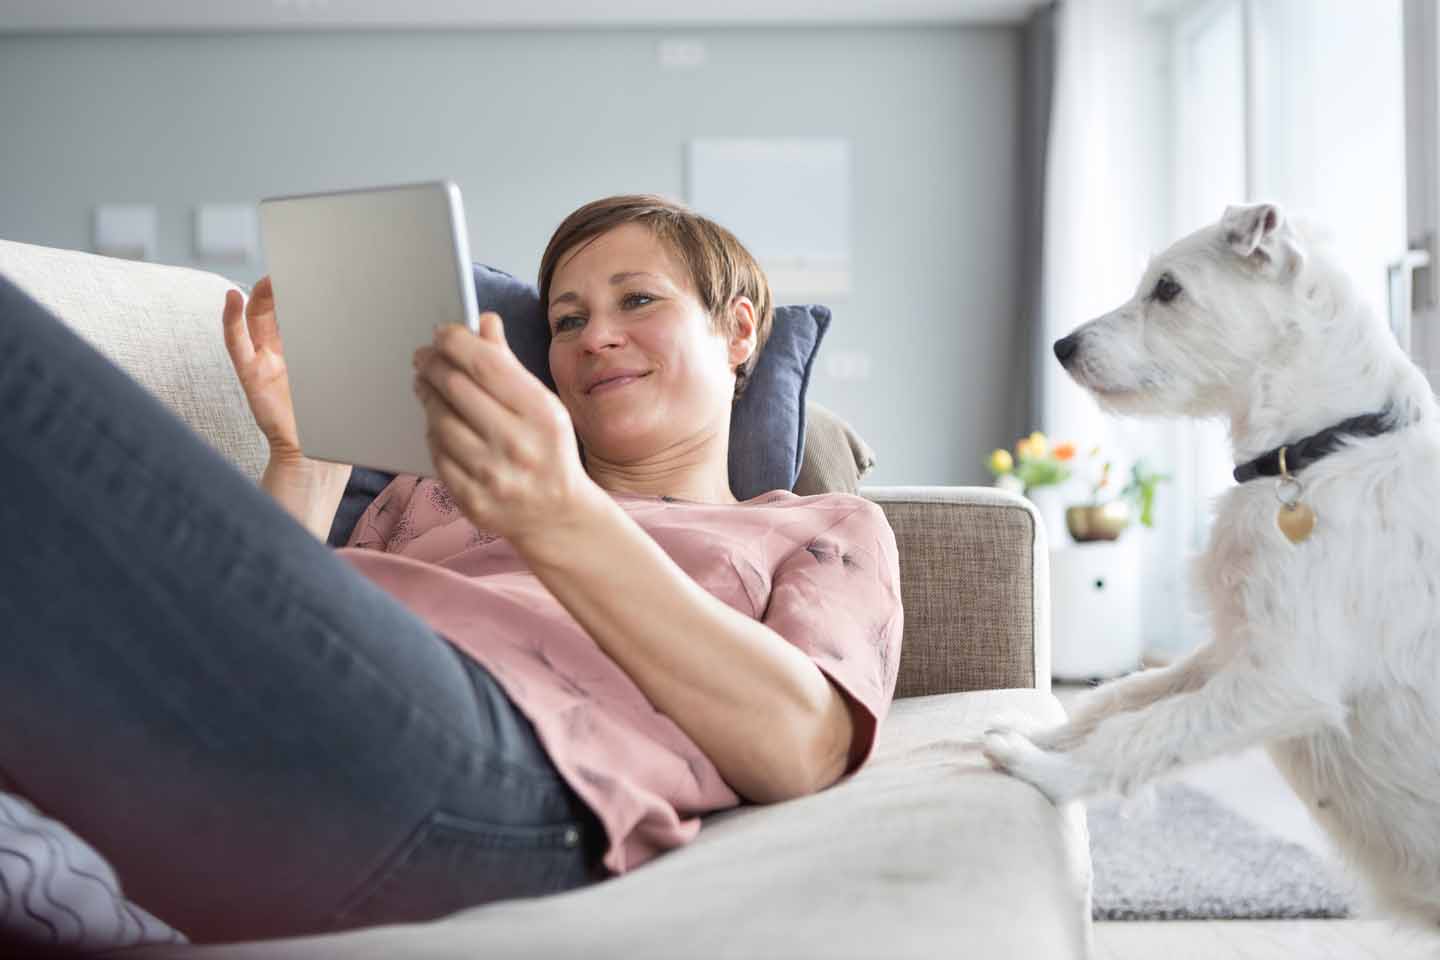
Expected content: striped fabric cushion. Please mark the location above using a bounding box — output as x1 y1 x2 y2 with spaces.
0 791 185 951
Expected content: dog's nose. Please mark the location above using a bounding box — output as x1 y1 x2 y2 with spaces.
1053 335 1079 365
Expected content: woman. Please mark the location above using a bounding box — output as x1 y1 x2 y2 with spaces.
0 196 902 945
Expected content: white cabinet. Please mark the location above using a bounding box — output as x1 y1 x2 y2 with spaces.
1050 540 1144 682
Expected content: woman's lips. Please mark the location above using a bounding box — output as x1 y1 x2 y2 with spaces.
589 372 650 394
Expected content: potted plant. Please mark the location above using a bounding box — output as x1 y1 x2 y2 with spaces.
985 432 1076 539
985 431 1075 497
1066 450 1170 542
1121 460 1169 528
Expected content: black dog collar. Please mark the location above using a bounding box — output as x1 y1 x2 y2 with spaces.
1232 410 1397 484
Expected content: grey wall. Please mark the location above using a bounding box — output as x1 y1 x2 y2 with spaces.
0 26 1023 485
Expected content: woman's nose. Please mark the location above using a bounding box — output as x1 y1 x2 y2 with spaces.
578 312 625 350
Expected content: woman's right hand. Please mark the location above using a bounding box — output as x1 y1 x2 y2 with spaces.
222 276 304 461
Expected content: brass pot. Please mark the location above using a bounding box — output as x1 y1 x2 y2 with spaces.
1065 501 1131 542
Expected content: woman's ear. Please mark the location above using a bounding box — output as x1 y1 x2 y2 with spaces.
727 296 759 370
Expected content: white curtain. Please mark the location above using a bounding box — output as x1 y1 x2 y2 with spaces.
1039 0 1179 654
1040 0 1162 448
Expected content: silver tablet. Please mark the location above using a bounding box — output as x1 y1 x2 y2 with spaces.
258 180 479 478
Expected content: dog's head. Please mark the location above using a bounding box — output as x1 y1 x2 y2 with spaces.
1054 203 1310 418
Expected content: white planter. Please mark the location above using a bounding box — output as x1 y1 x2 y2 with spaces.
994 474 1025 495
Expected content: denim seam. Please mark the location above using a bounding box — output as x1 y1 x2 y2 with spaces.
330 812 581 924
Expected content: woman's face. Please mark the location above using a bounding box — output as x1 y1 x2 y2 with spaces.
546 222 754 464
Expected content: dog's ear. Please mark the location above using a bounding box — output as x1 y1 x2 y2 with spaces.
1220 203 1302 277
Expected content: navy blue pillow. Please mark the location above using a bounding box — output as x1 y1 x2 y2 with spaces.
729 303 829 499
327 264 830 546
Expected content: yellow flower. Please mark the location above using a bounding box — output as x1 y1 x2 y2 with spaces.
1017 431 1049 460
988 449 1014 474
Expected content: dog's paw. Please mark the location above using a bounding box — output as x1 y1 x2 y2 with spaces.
981 729 1035 770
958 717 1033 753
1025 721 1085 752
982 730 1087 805
983 720 1078 754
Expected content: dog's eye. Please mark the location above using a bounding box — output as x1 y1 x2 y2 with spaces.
1153 273 1183 304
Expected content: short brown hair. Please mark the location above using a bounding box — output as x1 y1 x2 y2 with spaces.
538 195 774 399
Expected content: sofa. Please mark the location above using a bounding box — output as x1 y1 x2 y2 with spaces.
0 238 1093 959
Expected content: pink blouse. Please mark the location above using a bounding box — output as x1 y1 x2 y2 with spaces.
335 476 903 875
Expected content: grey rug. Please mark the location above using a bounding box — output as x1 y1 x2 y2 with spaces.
1087 783 1354 920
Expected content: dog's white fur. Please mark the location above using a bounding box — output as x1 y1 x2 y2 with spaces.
983 203 1440 928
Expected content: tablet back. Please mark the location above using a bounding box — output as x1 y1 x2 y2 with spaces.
258 180 478 478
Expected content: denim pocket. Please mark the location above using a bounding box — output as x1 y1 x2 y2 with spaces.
334 810 590 928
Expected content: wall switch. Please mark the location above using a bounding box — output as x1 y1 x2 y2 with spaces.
196 204 259 262
659 39 706 68
825 350 872 381
762 255 851 301
93 205 157 261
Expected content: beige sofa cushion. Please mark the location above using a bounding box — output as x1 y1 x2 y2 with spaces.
794 401 876 496
176 689 1092 960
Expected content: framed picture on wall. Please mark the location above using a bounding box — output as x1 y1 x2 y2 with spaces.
685 137 851 301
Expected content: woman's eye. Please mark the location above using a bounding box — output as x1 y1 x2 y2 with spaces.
552 314 584 333
1153 273 1183 304
622 293 654 309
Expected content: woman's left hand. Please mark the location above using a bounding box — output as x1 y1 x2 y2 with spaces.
411 312 596 544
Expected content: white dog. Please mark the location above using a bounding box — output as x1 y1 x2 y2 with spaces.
983 202 1440 928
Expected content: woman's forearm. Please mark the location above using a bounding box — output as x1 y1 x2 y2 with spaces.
514 493 854 804
260 455 353 542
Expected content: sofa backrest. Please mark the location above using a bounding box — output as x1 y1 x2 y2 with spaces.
0 239 272 482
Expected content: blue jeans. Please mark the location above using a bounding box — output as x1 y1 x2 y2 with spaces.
0 276 606 943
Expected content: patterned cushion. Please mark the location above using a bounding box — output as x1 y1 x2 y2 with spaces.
0 791 185 952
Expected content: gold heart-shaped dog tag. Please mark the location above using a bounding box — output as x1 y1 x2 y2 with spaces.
1277 502 1317 544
